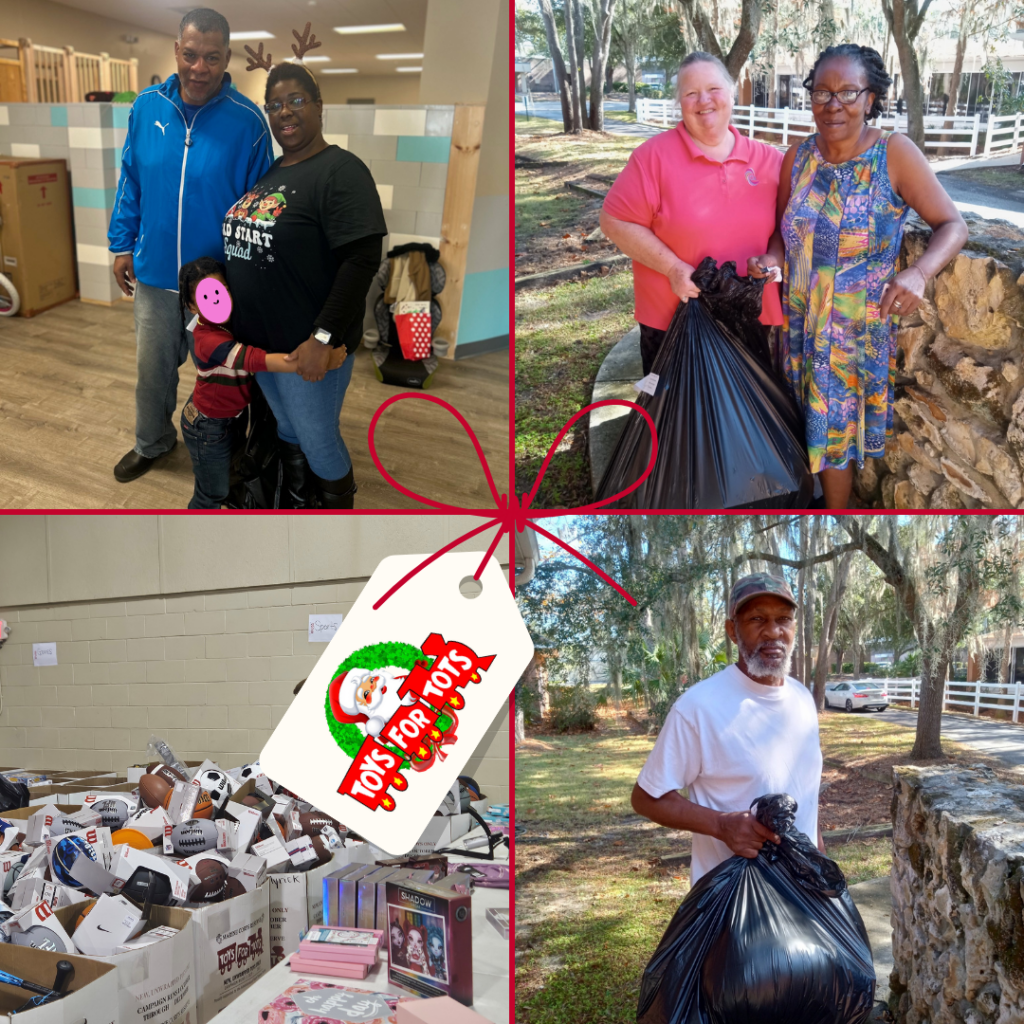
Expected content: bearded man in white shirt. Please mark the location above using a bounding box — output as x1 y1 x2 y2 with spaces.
631 572 825 885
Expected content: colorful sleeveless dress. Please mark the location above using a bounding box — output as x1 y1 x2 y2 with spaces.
780 133 909 472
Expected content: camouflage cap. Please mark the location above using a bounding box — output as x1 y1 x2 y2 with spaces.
728 572 797 618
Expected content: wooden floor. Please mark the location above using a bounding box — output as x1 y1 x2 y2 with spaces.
0 299 509 510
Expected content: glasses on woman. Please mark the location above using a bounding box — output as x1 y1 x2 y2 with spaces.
810 87 870 105
264 95 310 115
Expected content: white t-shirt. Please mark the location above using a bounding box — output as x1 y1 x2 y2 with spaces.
636 664 823 884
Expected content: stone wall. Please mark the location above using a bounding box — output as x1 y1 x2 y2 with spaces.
854 215 1024 509
890 764 1024 1023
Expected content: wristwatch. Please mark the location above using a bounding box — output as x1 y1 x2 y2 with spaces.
314 328 332 346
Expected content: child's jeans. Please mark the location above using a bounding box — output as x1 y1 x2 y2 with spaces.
181 394 248 509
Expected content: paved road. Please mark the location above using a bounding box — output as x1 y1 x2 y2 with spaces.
826 704 1024 766
515 99 664 137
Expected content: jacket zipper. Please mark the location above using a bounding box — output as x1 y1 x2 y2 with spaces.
163 90 221 277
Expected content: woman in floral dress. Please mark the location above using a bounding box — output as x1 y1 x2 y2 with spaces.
750 44 967 509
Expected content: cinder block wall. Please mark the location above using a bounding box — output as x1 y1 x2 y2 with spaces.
0 516 509 804
0 101 456 306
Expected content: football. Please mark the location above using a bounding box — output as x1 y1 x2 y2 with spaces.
171 818 218 856
93 798 134 831
197 769 233 810
47 815 89 837
51 834 97 887
121 867 174 907
310 835 333 866
298 811 341 837
148 763 187 786
111 828 154 850
139 774 172 809
222 876 246 899
193 790 214 820
189 858 228 903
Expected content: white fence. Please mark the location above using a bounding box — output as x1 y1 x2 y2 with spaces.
852 676 1024 722
636 99 1024 158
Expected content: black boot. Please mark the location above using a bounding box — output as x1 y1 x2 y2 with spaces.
280 441 312 509
314 468 357 509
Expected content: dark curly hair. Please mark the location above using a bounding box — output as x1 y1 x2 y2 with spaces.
265 61 321 104
178 255 226 325
803 44 891 121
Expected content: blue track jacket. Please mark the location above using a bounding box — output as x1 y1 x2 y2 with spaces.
108 73 273 291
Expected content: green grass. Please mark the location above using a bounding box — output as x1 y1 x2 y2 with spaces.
515 274 637 507
515 121 647 508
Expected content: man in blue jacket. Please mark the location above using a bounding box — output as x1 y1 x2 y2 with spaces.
108 7 273 483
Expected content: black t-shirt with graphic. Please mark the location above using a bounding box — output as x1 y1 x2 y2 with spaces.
222 145 387 354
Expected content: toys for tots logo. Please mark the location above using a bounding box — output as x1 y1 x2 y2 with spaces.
327 634 495 813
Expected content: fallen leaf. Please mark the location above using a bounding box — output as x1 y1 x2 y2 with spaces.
539 221 551 226
562 233 571 239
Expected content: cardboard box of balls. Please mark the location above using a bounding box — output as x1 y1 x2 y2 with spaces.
51 901 196 1024
0 943 118 1024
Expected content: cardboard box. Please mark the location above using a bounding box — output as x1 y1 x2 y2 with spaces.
189 882 269 1024
0 157 79 313
54 902 197 1024
267 847 371 968
0 944 118 1024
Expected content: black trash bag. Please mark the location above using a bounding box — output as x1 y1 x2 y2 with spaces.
637 794 875 1024
595 258 813 509
0 774 29 812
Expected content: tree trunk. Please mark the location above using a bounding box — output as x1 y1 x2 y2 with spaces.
813 552 853 710
1001 622 1013 687
942 10 967 143
803 518 820 688
572 0 589 125
564 0 584 133
624 35 636 113
515 706 526 745
818 0 837 46
881 0 934 151
912 625 947 759
539 0 572 131
588 0 616 131
677 0 761 83
795 518 807 679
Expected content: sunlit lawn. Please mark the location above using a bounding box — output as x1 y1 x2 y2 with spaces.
515 118 645 508
515 707 991 1024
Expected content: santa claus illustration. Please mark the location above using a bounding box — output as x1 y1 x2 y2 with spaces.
328 664 418 738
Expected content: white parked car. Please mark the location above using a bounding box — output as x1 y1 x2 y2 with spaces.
824 682 889 712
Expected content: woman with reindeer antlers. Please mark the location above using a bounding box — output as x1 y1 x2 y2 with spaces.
222 24 387 508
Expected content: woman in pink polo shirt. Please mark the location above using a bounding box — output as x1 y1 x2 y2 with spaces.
601 52 784 377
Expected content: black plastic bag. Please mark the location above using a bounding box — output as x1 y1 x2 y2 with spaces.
0 775 29 813
595 258 813 509
226 380 283 510
637 794 874 1024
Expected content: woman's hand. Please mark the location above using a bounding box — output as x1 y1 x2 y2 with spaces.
880 264 927 320
667 261 700 303
747 254 782 280
293 336 332 382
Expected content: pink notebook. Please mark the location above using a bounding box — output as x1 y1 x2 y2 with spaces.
289 954 371 980
299 927 382 965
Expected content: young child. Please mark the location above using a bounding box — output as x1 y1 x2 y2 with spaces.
178 256 346 509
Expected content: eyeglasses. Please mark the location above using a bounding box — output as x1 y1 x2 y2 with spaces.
264 95 311 115
810 87 870 106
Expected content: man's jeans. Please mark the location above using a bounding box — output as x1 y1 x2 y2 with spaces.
133 280 191 458
180 395 247 509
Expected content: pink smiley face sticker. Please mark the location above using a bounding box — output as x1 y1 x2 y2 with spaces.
195 276 232 323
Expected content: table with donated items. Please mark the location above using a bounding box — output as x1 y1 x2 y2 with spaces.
215 832 510 1024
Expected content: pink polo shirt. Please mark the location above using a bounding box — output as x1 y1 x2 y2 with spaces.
603 123 783 329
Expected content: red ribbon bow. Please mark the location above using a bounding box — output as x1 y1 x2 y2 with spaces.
367 393 658 608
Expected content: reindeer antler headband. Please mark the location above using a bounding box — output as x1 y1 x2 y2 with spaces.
244 22 322 73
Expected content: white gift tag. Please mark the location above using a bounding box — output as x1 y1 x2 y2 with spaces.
633 373 659 396
260 552 533 855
